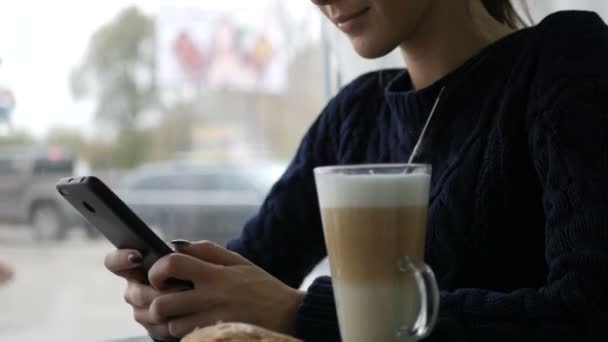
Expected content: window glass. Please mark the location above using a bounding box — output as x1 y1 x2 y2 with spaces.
0 158 17 174
215 173 254 191
32 159 74 174
132 175 176 190
0 1 322 340
163 173 213 191
2 1 606 341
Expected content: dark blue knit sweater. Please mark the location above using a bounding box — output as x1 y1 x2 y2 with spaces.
228 11 608 341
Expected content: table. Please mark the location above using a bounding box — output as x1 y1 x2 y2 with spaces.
106 337 154 342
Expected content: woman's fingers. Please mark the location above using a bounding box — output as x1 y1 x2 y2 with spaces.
147 241 252 291
106 249 181 340
105 249 147 283
149 290 203 322
167 313 220 338
147 325 172 340
129 285 177 339
148 253 217 291
173 240 252 266
124 281 159 309
105 249 143 275
133 308 171 337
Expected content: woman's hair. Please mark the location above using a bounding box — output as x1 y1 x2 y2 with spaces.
481 0 531 28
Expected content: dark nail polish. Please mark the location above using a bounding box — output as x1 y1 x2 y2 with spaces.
128 253 142 264
171 239 191 246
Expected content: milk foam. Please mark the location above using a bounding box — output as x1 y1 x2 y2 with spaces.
315 173 430 208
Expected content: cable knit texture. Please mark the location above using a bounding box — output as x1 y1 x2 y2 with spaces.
227 11 608 341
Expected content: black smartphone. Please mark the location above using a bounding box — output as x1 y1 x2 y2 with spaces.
56 176 187 285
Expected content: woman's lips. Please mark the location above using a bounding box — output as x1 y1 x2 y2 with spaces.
333 7 370 34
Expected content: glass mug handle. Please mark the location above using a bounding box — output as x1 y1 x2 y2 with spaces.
397 256 440 340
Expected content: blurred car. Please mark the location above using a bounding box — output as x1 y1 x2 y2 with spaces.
115 160 286 246
0 145 89 241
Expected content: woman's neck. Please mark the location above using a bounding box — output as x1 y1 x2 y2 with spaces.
399 1 515 90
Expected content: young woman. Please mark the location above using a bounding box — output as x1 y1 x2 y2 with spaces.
105 0 608 340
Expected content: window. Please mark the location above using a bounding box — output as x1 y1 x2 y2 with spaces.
2 1 606 341
0 158 17 174
212 173 255 191
132 175 177 190
32 159 74 174
0 1 323 340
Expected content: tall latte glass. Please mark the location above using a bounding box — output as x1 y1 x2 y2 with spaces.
314 164 439 342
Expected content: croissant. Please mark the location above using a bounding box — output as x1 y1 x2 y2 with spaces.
182 322 303 342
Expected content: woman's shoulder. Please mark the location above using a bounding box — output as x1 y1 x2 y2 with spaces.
535 10 606 36
521 11 608 124
526 11 608 87
531 11 608 63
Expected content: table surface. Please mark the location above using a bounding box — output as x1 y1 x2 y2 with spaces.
105 337 154 342
106 336 181 342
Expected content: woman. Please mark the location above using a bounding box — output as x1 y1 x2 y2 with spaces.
105 0 608 340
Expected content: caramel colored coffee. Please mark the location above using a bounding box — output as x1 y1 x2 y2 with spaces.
322 206 427 283
315 171 431 342
321 207 428 342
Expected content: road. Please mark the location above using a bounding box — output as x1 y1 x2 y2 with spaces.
0 224 329 341
0 224 146 341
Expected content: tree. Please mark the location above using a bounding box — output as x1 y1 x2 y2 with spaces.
70 6 157 168
0 130 34 146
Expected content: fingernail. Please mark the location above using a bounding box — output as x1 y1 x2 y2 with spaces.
171 239 191 247
128 253 142 264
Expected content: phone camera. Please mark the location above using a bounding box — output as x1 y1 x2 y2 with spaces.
82 201 96 213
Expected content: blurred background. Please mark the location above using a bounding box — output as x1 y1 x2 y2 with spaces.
0 1 606 340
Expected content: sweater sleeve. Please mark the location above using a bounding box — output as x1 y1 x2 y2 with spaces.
226 97 340 288
428 42 608 341
295 276 341 341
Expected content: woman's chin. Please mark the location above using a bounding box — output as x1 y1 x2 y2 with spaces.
350 38 397 59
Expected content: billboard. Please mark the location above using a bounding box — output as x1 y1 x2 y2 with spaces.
157 6 287 94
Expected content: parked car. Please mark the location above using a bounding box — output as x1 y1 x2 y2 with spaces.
0 145 89 241
115 160 286 245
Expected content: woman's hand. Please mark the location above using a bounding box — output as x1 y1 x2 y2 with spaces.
148 241 305 338
104 249 174 338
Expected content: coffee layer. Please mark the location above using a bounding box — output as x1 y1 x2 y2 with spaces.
322 206 427 284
